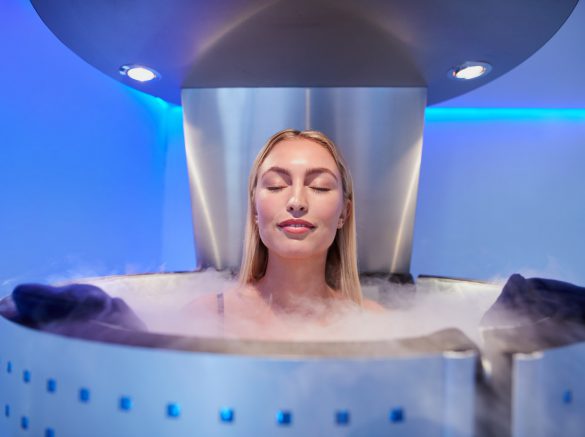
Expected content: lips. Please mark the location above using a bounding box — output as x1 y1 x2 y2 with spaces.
277 219 315 229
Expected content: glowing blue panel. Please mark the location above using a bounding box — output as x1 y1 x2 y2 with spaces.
276 410 292 426
47 378 57 393
6 361 12 373
219 407 234 423
119 396 133 411
563 390 573 404
425 107 585 122
23 369 30 383
4 405 9 417
45 428 55 437
389 407 405 423
166 403 181 418
79 388 90 403
335 410 350 425
20 416 29 430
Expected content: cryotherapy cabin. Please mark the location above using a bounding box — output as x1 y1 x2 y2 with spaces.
1 1 585 436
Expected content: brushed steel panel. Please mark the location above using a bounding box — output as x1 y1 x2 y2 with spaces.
182 87 426 273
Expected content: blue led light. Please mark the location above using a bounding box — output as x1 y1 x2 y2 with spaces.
47 379 57 393
119 396 133 411
79 388 90 403
335 410 350 425
563 390 573 404
21 416 29 430
4 404 9 417
6 361 12 373
425 107 585 122
389 407 405 423
276 410 292 426
23 370 31 383
45 428 55 437
167 403 181 418
219 407 234 423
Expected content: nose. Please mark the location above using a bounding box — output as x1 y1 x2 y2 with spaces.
286 185 308 213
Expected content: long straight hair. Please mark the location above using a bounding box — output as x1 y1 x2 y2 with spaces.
238 129 363 305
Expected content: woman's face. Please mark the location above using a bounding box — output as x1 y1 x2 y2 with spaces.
255 137 347 260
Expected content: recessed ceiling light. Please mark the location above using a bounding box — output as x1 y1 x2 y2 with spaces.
448 61 492 80
119 65 160 82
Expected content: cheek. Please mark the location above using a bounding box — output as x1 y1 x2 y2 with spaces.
316 199 344 249
255 193 278 225
319 196 344 225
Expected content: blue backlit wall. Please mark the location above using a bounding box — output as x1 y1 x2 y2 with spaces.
0 1 194 295
412 108 585 283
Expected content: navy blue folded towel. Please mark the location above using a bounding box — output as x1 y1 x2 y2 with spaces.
10 283 146 331
482 273 585 326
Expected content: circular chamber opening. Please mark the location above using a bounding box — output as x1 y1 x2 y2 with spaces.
33 270 502 357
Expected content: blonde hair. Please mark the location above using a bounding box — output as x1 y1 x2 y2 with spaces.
238 128 363 305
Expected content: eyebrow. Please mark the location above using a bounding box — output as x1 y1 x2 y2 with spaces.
261 166 339 182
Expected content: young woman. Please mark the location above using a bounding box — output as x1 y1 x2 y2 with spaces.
185 128 384 339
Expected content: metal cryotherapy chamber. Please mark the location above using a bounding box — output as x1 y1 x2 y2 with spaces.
2 273 585 436
2 1 585 436
0 272 479 437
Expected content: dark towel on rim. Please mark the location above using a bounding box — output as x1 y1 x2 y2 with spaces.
482 273 585 327
10 283 146 331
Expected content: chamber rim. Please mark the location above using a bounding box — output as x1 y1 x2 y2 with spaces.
1 313 478 359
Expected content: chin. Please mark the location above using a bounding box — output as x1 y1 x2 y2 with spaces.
271 243 329 260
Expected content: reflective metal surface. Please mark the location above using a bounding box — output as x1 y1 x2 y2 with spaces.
0 271 479 437
31 0 578 104
512 343 585 437
182 87 426 273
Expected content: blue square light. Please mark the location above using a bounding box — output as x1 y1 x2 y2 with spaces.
23 370 31 383
167 403 181 418
563 390 573 404
79 388 90 403
335 410 350 425
389 407 404 423
21 416 29 430
276 410 292 426
6 361 12 374
4 404 9 417
47 379 57 393
45 428 55 437
119 396 133 411
219 407 234 423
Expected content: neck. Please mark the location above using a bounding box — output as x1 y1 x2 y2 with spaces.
255 251 332 311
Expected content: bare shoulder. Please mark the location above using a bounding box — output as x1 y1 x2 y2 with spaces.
362 298 387 313
182 292 219 315
182 284 245 314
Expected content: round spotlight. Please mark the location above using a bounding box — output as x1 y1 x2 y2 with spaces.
448 61 492 80
119 65 160 82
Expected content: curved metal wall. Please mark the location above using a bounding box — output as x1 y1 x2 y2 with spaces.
182 87 427 273
0 313 476 436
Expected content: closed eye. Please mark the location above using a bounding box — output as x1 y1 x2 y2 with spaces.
266 186 330 193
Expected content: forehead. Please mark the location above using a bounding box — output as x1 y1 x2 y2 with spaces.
260 138 339 175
